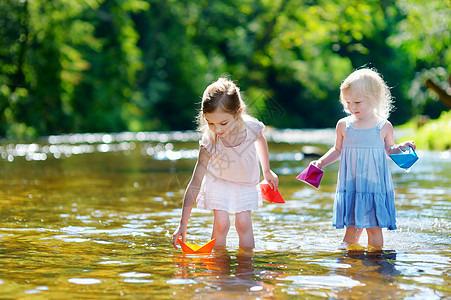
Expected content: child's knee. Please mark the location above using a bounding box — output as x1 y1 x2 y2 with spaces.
235 215 252 234
215 218 230 234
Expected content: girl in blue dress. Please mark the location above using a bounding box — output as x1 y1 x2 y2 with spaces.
311 68 415 252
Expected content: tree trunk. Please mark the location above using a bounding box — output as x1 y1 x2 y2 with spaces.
425 76 451 109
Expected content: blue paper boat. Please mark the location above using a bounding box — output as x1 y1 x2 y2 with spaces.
389 147 418 170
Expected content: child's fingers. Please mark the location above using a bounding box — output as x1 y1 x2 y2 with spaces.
267 181 274 190
172 233 181 249
271 178 279 191
311 160 321 169
401 141 416 151
268 180 275 190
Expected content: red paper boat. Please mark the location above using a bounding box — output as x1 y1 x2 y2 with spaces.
177 238 216 254
296 164 324 188
259 181 285 203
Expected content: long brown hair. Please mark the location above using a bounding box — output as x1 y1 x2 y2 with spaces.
196 77 247 142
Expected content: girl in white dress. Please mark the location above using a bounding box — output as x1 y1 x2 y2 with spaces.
172 77 279 249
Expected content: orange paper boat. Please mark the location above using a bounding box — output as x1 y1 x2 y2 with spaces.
177 238 216 254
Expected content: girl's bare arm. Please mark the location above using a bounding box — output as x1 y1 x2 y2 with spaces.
312 119 345 169
172 147 210 249
255 134 279 190
381 121 416 155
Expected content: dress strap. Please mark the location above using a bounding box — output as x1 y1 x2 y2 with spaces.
345 116 354 128
375 118 387 129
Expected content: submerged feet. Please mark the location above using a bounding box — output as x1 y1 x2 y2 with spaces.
366 244 383 252
337 242 365 251
346 243 366 251
338 242 383 252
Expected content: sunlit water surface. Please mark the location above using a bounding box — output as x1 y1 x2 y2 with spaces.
0 130 450 299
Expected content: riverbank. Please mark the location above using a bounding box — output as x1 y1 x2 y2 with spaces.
397 110 451 151
1 111 449 162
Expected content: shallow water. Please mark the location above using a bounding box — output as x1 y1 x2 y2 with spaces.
0 130 450 299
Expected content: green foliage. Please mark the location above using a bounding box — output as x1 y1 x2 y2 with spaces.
407 110 451 151
389 0 451 67
0 0 449 138
71 0 148 132
388 0 451 112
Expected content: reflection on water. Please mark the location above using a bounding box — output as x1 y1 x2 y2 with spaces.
0 129 335 162
172 248 272 298
0 129 450 299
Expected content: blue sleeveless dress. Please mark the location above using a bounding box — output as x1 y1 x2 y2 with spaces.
333 116 396 230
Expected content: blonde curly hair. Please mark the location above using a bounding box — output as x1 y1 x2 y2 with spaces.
340 68 394 119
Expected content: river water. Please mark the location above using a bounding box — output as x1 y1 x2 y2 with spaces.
0 129 449 299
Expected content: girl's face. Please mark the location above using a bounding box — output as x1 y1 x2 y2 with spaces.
342 90 375 120
204 109 241 138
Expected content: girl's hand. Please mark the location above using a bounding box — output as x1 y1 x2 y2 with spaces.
264 170 279 191
172 225 187 249
311 160 323 169
398 140 416 151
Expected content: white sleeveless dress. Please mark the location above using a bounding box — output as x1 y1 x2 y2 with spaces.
196 116 264 213
333 116 397 230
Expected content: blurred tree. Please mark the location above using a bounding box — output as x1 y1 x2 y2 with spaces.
0 0 148 137
0 0 103 137
388 0 451 117
0 0 35 137
176 0 391 128
72 0 148 132
0 0 449 138
132 0 211 131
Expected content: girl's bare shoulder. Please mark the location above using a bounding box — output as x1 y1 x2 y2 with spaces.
381 119 394 133
336 117 348 131
380 119 394 142
337 117 348 126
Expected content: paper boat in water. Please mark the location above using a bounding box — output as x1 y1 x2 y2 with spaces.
259 181 285 203
178 238 216 254
389 147 418 170
296 164 324 188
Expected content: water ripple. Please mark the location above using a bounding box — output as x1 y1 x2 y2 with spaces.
68 278 102 285
280 275 363 288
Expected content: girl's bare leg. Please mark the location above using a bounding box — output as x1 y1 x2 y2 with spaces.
366 226 383 248
212 210 230 248
343 226 364 244
235 210 255 249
